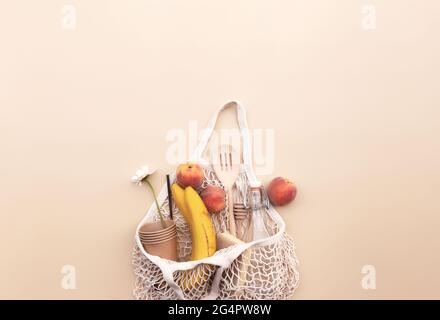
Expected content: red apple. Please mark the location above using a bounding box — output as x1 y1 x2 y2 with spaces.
176 162 204 189
267 177 297 206
200 185 226 213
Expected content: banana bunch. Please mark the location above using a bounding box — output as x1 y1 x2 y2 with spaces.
171 184 216 259
171 184 216 290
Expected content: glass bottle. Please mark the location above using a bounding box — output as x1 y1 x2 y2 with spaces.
249 185 270 240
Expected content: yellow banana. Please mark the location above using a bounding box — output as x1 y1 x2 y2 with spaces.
177 265 212 292
171 183 208 259
171 184 216 260
184 186 216 259
171 183 192 225
171 183 217 291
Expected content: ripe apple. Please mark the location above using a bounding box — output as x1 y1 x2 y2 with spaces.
200 185 226 213
267 177 297 206
176 162 204 189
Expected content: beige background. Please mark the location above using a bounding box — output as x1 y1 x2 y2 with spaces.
1 1 440 299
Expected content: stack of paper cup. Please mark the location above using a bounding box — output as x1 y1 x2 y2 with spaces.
139 220 177 261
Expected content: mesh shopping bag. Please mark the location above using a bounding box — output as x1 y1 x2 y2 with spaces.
132 101 299 300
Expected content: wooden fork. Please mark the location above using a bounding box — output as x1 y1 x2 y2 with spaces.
212 145 240 237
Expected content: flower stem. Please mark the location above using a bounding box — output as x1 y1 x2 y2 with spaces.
145 179 167 229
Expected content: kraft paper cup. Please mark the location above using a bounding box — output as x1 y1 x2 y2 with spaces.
139 232 175 241
139 220 176 235
138 220 176 237
139 225 176 238
139 224 176 237
139 231 176 242
139 220 177 261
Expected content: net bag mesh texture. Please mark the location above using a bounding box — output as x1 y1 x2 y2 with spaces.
132 167 299 300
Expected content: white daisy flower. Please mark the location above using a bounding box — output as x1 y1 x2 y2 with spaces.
131 165 156 185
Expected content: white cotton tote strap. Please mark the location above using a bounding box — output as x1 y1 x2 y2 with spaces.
189 101 261 187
